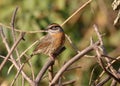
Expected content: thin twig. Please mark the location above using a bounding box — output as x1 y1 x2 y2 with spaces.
95 56 120 84
10 6 22 75
10 64 24 86
102 54 120 61
65 34 80 53
93 24 119 82
62 79 76 86
22 75 25 86
96 76 111 86
0 55 11 62
24 54 35 80
111 79 117 86
58 77 62 86
61 0 91 55
93 24 105 51
0 26 34 85
0 26 11 53
61 0 92 57
66 65 81 71
61 0 92 26
0 0 91 35
10 6 21 53
94 46 120 83
34 46 66 86
42 65 81 80
0 0 91 34
35 58 55 85
20 40 39 58
10 6 18 30
0 32 25 72
48 64 54 85
8 39 39 74
0 23 46 34
50 41 100 86
89 65 97 86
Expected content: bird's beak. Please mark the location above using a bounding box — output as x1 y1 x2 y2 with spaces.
44 29 48 32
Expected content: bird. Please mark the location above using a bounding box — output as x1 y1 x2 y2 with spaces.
31 23 65 60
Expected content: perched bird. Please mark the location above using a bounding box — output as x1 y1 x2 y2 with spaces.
31 23 65 60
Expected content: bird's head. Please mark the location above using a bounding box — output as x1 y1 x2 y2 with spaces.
45 23 64 34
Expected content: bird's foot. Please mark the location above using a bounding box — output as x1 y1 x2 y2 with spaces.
49 54 55 61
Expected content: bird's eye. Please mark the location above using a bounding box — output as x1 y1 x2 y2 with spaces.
51 26 59 30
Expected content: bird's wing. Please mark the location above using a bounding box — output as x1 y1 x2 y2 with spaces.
33 34 52 52
34 41 51 52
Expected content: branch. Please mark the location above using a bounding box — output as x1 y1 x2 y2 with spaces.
50 41 100 85
93 24 119 83
8 39 39 74
0 31 25 72
94 45 120 83
35 58 54 85
0 23 46 34
10 64 24 86
10 7 22 74
48 63 54 85
94 56 120 84
93 24 106 54
0 26 34 85
62 79 76 86
65 34 80 53
34 46 66 86
96 76 111 86
10 6 18 30
61 0 92 26
24 54 35 80
0 55 11 62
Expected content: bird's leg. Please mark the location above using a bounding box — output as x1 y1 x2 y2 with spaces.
49 54 55 61
48 54 55 85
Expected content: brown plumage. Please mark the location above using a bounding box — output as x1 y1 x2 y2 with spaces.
31 23 65 60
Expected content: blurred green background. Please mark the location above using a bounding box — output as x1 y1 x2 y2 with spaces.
0 0 120 86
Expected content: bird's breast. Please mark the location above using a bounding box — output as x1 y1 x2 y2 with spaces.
52 32 65 44
51 32 65 52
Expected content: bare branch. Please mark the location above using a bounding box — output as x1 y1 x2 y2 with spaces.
0 23 46 34
10 64 24 86
0 26 34 85
0 55 11 62
95 56 120 84
0 26 11 53
42 65 81 80
10 6 18 29
93 24 106 54
10 7 22 76
24 54 35 80
65 34 80 53
111 79 117 86
62 79 76 86
89 65 97 86
96 76 111 86
94 46 120 83
101 54 120 61
33 47 66 85
8 39 39 74
50 41 100 85
93 24 119 83
0 32 25 72
61 0 92 26
96 68 120 86
66 65 81 71
48 64 54 85
35 58 55 85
